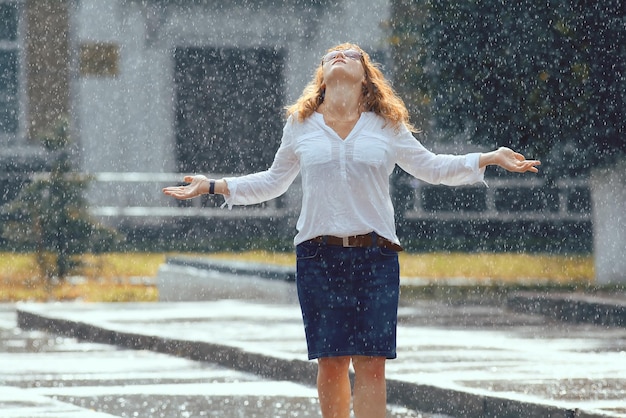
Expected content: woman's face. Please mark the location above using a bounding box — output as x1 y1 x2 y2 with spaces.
321 48 365 86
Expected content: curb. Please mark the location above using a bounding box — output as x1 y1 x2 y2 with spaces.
16 306 614 418
507 291 626 328
166 256 296 282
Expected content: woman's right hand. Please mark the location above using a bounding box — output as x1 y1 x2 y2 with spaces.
162 175 210 200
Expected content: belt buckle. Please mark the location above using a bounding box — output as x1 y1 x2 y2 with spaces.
342 236 357 247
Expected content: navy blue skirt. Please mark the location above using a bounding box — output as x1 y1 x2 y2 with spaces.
295 240 400 360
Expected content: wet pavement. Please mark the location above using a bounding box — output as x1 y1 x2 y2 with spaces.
0 304 447 418
4 259 626 418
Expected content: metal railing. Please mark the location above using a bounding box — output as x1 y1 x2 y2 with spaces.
405 177 591 222
87 172 289 222
83 172 590 224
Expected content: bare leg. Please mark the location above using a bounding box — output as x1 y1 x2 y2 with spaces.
317 356 352 418
352 356 387 418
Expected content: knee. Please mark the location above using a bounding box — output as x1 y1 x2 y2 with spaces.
318 356 351 378
352 356 386 380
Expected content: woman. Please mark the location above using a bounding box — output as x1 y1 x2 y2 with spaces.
163 42 540 418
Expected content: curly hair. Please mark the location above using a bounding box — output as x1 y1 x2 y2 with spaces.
285 43 418 133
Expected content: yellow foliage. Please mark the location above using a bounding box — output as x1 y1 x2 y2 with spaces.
0 251 594 302
0 253 163 302
210 251 594 284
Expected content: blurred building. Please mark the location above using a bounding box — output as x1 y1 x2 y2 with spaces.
1 0 393 247
0 0 591 252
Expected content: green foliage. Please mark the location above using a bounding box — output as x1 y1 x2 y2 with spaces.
390 0 625 174
1 118 122 280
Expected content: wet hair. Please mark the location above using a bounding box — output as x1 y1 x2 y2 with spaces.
285 42 418 133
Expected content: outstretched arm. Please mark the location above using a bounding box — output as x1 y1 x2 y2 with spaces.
162 175 230 200
479 147 541 173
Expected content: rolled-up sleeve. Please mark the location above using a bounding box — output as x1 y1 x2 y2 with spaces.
394 130 486 187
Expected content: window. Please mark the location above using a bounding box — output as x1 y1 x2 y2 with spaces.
79 42 119 77
174 47 285 174
0 1 19 137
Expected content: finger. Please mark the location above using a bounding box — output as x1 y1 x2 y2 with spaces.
522 163 538 172
162 188 180 196
163 186 186 195
164 190 190 200
524 161 540 173
183 175 195 182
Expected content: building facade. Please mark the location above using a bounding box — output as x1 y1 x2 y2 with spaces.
2 0 393 243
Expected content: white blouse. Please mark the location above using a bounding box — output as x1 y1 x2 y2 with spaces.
224 112 486 246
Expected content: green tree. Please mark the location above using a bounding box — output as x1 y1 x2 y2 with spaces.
391 0 625 175
1 118 121 281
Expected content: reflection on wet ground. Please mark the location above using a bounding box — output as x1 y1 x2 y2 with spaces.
13 294 626 417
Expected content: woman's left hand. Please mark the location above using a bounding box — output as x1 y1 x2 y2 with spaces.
481 147 541 173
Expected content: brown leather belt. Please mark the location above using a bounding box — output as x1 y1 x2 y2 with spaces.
309 233 403 252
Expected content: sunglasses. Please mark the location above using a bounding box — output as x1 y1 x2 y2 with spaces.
321 49 362 64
